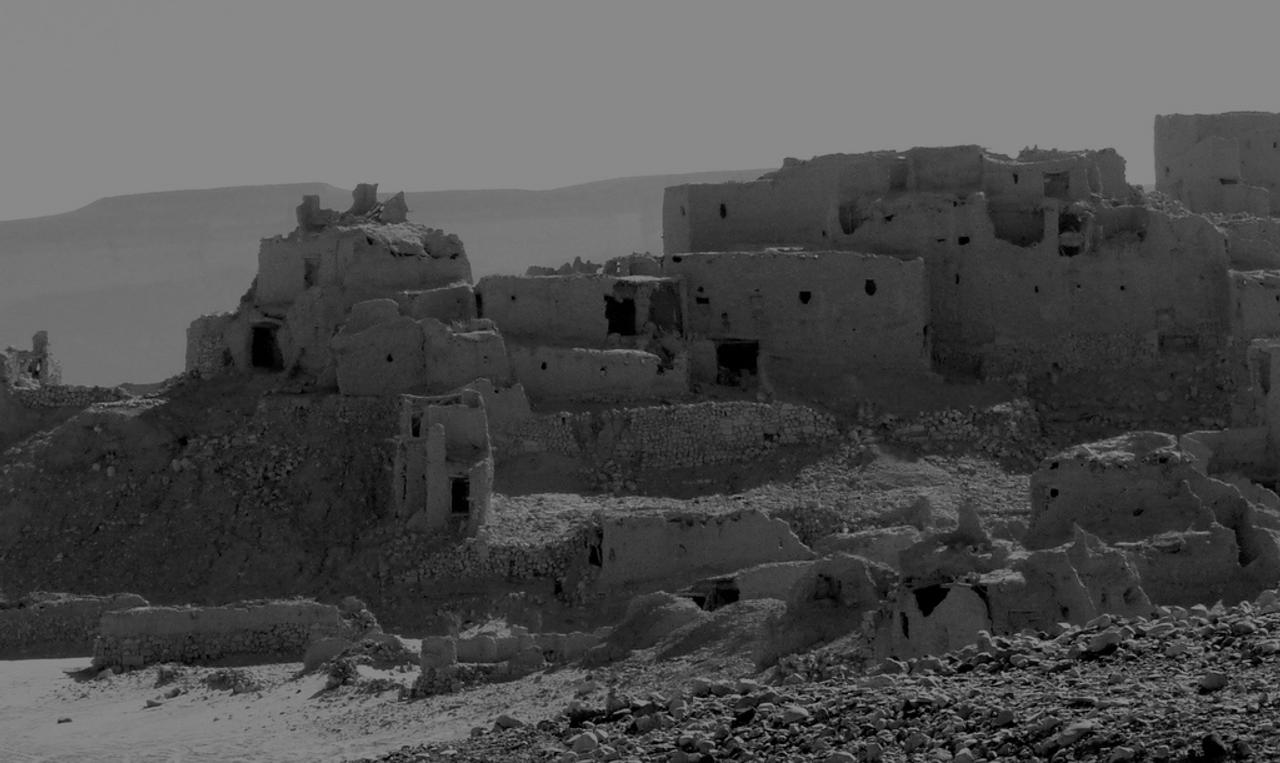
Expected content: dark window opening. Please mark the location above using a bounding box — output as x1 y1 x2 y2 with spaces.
672 255 683 263
303 259 318 288
912 585 950 617
1043 171 1070 200
1012 172 1019 185
680 205 686 217
864 279 878 296
838 202 861 235
540 361 548 371
715 340 759 387
955 274 961 286
695 296 710 305
883 214 895 222
648 286 683 332
989 204 1045 247
604 295 638 335
1049 488 1060 498
900 612 910 638
250 325 284 371
798 290 812 304
1220 178 1239 186
386 354 394 363
450 478 471 515
1034 285 1040 293
812 574 841 602
410 413 422 438
958 236 970 246
1058 210 1086 257
719 203 727 219
475 292 484 318
821 229 827 238
705 580 740 611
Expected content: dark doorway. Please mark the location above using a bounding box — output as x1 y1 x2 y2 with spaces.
604 296 638 336
450 477 471 515
1043 171 1070 200
715 340 759 386
250 325 284 371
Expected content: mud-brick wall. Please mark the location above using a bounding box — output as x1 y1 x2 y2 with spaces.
0 592 148 658
185 312 236 376
9 384 129 409
92 600 341 670
505 401 838 471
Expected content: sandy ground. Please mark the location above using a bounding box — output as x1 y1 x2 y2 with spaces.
0 657 587 762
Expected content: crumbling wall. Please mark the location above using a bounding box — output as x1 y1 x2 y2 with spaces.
92 599 342 670
475 274 684 346
0 592 148 658
663 146 1127 255
662 250 930 376
501 400 838 473
1156 112 1280 216
416 626 606 695
508 346 689 402
331 314 510 396
595 509 815 588
1230 269 1280 340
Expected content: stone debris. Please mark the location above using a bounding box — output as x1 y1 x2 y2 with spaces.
361 591 1280 761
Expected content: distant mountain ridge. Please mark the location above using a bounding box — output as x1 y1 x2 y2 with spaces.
0 170 766 385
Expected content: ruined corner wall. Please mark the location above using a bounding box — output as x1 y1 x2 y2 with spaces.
502 400 838 474
1156 112 1280 216
661 250 930 376
332 315 511 396
92 600 342 670
0 593 148 658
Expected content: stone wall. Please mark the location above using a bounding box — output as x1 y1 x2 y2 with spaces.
416 625 606 695
8 384 130 409
502 400 838 473
92 599 342 670
508 346 689 402
0 592 148 658
184 312 236 377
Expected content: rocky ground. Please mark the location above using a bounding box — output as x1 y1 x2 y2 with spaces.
359 592 1280 762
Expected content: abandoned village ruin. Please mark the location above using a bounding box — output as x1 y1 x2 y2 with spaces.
12 112 1280 699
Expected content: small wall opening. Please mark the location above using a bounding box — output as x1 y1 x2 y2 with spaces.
1058 210 1086 257
988 202 1045 247
705 580 741 611
250 325 284 371
410 412 422 438
838 201 862 235
864 279 878 296
475 292 484 318
715 340 759 387
912 584 950 617
798 290 813 304
450 477 471 515
604 296 638 336
719 203 727 219
1043 171 1070 200
1220 178 1240 186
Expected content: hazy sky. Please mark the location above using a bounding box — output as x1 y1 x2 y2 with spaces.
2 1 1277 220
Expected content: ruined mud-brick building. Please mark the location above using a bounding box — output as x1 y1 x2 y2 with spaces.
186 186 500 536
661 145 1240 387
1156 112 1280 217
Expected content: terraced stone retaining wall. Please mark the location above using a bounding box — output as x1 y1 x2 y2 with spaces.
0 592 148 658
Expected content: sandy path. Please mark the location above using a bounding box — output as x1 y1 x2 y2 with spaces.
0 658 585 762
